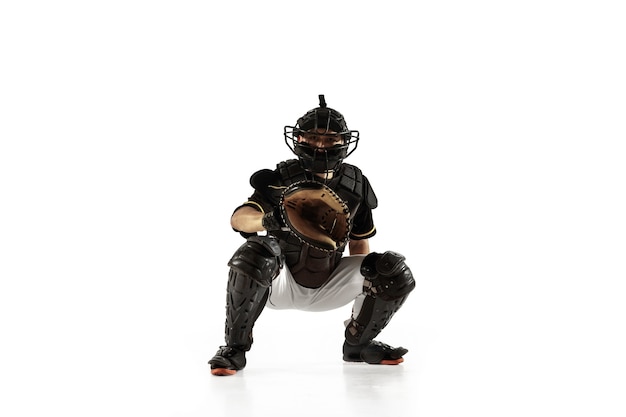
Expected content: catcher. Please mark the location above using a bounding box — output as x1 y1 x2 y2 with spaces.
209 95 415 376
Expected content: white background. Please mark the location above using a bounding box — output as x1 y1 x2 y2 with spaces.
1 1 625 416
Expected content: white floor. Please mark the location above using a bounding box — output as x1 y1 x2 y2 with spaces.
202 308 422 417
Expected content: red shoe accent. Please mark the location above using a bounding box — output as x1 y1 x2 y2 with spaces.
379 357 404 365
211 368 237 376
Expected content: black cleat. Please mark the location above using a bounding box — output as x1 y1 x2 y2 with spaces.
343 340 408 365
208 346 247 376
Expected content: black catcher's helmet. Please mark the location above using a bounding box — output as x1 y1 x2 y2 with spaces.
284 95 359 173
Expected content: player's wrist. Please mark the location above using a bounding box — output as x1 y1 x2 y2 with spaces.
261 208 284 231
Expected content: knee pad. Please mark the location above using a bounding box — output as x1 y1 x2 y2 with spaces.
360 251 415 301
228 236 283 287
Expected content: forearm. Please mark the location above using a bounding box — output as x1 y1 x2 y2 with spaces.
230 206 266 233
349 239 370 255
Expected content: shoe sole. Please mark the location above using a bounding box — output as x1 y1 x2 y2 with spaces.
343 357 405 365
211 368 238 376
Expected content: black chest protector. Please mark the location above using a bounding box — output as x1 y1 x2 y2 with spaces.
250 159 375 288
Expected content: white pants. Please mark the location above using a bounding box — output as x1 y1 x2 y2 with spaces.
266 254 367 317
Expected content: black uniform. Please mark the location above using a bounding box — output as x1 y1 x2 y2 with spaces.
240 159 377 288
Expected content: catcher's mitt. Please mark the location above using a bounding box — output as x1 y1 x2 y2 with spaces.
280 181 350 252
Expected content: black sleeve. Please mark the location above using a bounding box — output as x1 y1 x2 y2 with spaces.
349 204 376 240
349 174 377 240
234 189 273 214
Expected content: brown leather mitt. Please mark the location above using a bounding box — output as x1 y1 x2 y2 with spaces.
280 181 351 252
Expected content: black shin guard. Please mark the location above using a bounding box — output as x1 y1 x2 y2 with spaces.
223 269 270 351
345 293 410 346
210 269 269 373
210 237 282 373
345 251 415 348
223 235 282 350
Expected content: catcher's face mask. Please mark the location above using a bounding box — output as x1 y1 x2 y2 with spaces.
284 94 359 173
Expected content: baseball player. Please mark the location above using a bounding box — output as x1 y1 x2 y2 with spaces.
209 95 415 376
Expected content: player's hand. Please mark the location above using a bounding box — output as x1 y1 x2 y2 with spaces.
261 206 285 232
